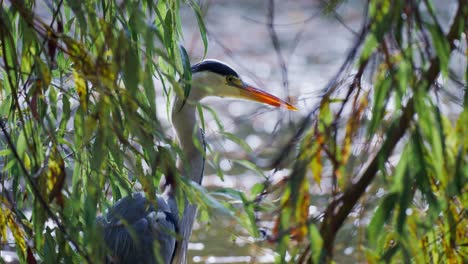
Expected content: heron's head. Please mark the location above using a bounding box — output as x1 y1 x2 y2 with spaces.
189 59 297 110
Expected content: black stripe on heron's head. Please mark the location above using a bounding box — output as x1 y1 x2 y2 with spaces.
191 59 239 77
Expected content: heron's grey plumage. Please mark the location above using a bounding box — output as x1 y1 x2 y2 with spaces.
98 193 178 264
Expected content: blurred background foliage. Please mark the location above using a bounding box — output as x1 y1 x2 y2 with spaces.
0 0 467 263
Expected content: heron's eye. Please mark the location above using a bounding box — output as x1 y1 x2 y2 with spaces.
226 76 235 83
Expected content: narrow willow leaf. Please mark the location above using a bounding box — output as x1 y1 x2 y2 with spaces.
179 44 192 100
72 69 87 109
243 197 259 237
310 151 322 185
144 35 156 116
309 224 324 264
396 169 412 234
201 104 225 131
412 130 440 219
318 99 333 133
215 188 259 236
368 76 391 135
452 147 465 196
35 57 52 89
65 0 86 32
188 0 208 57
250 182 264 197
391 144 410 192
128 7 146 41
426 23 450 78
292 179 310 242
0 207 8 244
432 105 447 184
380 240 400 262
163 10 175 61
16 130 27 157
196 103 205 131
7 213 27 259
368 192 398 246
360 34 378 62
1 24 18 86
396 59 410 108
187 181 232 216
44 228 58 263
220 131 253 153
368 0 393 39
234 160 264 178
123 44 140 94
0 149 11 156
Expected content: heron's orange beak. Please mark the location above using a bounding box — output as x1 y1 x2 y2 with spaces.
240 83 297 111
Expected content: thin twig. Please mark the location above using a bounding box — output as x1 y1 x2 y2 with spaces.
267 0 289 98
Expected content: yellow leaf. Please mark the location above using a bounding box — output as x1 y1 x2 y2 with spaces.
73 69 87 109
310 152 322 185
47 148 66 205
0 205 8 243
23 153 31 170
7 211 27 257
37 58 51 88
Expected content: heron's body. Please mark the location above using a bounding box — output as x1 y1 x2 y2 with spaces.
99 59 296 263
99 193 177 263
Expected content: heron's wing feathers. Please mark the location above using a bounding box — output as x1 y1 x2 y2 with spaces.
100 193 177 264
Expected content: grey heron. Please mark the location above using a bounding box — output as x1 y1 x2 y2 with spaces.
98 59 296 264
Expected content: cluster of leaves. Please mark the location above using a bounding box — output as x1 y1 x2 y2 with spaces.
0 0 209 262
262 0 467 263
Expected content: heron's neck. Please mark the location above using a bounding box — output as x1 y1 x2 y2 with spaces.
171 96 205 263
171 97 205 183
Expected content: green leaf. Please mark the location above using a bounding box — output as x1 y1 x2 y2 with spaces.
213 188 259 237
309 224 325 264
196 103 205 131
391 144 410 192
426 23 450 78
0 149 11 156
412 130 440 220
187 180 232 216
368 76 391 135
179 44 192 100
188 0 208 57
250 182 264 197
396 169 412 234
396 59 410 108
368 192 398 246
201 104 224 131
318 99 333 133
16 131 27 157
220 131 252 153
123 44 140 94
234 159 265 178
360 34 378 62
